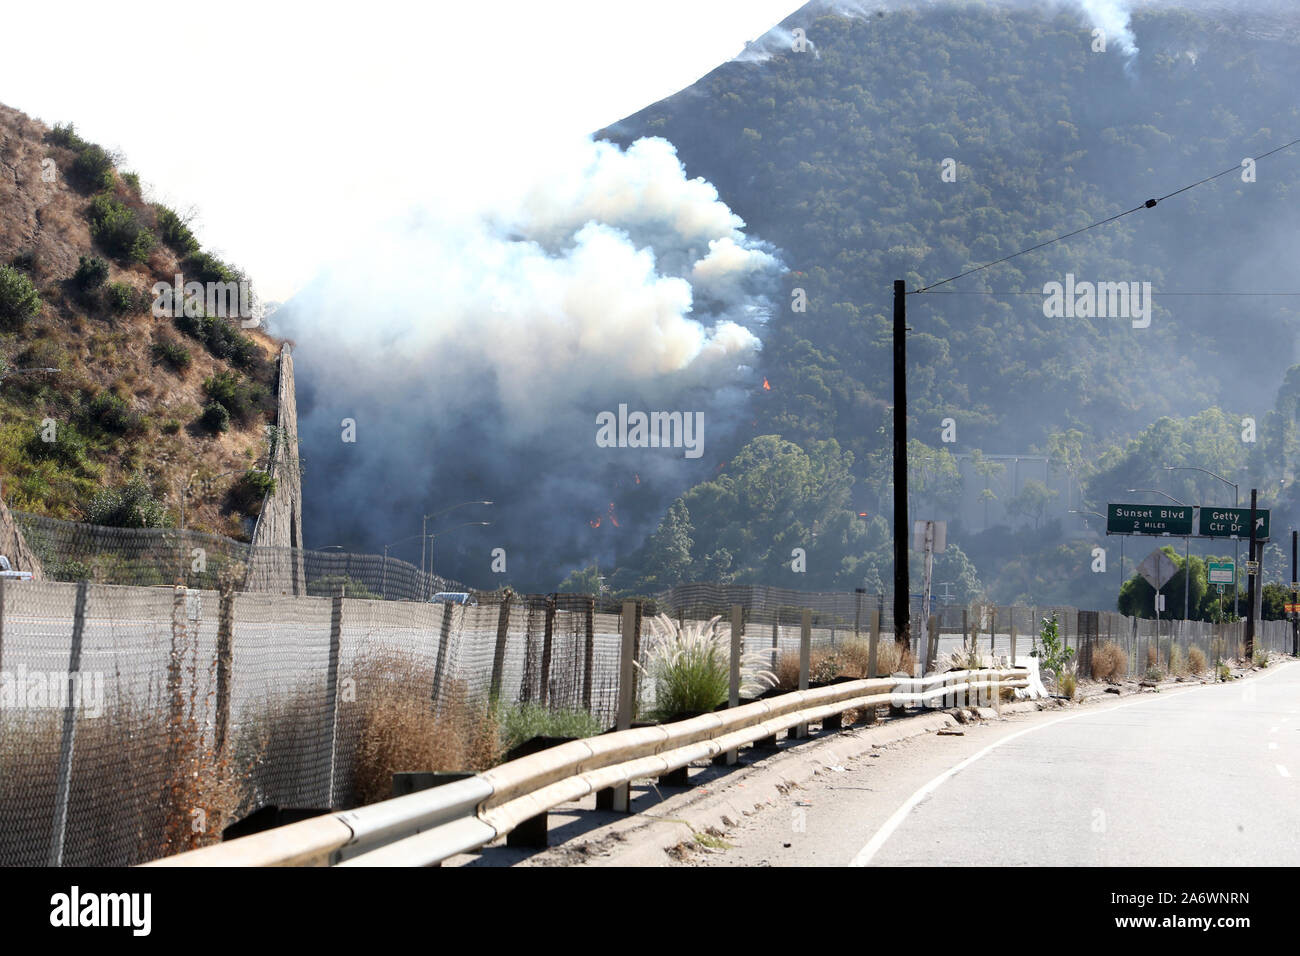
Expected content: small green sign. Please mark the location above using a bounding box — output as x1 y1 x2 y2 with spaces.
1198 507 1270 540
1107 503 1194 536
1207 562 1235 585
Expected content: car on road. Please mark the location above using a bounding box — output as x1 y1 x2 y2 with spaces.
430 591 477 606
0 555 32 581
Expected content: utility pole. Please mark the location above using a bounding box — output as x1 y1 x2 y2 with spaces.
1246 488 1258 658
892 279 910 653
1292 529 1298 657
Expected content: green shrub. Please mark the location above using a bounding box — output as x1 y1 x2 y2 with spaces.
161 418 181 435
1058 671 1077 700
80 474 169 528
203 371 264 424
200 401 230 433
184 251 242 285
87 194 155 264
495 701 603 753
105 282 146 315
228 469 275 515
25 421 88 469
173 313 260 369
150 339 192 373
1031 614 1075 685
73 255 109 294
87 390 142 435
46 122 90 151
0 264 42 331
640 614 776 720
69 144 116 192
121 171 141 195
153 205 200 256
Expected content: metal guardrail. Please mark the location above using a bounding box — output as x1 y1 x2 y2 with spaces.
147 665 1037 868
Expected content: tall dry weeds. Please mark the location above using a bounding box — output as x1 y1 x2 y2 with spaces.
348 648 500 806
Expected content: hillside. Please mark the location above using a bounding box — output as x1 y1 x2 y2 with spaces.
0 102 281 539
581 0 1300 607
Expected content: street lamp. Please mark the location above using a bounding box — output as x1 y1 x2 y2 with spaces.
420 501 493 581
1166 465 1240 620
379 532 427 599
1129 488 1191 622
425 521 493 598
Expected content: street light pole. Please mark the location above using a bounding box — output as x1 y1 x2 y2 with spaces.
419 500 494 593
1166 466 1239 620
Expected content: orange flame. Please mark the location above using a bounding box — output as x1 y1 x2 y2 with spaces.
762 378 771 390
589 518 601 528
634 473 641 484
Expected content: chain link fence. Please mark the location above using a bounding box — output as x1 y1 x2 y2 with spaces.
1 531 1295 865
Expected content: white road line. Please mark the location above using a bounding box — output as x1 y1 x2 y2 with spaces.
850 688 1197 866
850 660 1299 867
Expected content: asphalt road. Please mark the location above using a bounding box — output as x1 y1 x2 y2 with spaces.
684 661 1300 867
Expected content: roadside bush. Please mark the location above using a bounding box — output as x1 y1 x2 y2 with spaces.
1253 649 1269 668
495 701 603 754
1146 644 1159 670
639 614 776 719
199 401 230 433
174 313 260 369
839 638 873 677
1188 646 1207 676
1058 670 1077 699
348 651 500 806
1168 645 1185 677
150 338 191 373
1090 641 1128 682
87 194 155 264
0 264 41 331
153 205 200 256
1031 614 1075 685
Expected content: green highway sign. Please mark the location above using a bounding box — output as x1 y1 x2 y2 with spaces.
1198 507 1270 540
1106 503 1194 536
1207 562 1235 586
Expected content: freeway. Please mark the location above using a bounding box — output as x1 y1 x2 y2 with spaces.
682 662 1300 867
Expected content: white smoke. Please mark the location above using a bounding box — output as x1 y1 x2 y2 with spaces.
278 135 782 581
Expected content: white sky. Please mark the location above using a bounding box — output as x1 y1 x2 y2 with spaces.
0 0 802 301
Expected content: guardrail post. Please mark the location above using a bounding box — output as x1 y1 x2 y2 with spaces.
611 600 638 811
326 587 344 808
583 596 595 711
214 586 235 754
989 605 996 655
791 608 811 739
49 579 87 867
489 592 513 700
539 595 555 707
724 605 742 764
1010 611 1017 664
862 610 881 725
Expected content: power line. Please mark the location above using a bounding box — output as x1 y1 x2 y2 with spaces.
913 135 1300 294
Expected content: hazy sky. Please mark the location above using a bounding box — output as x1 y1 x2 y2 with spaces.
0 0 800 300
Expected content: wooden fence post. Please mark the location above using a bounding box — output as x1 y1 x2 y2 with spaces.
325 587 344 808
